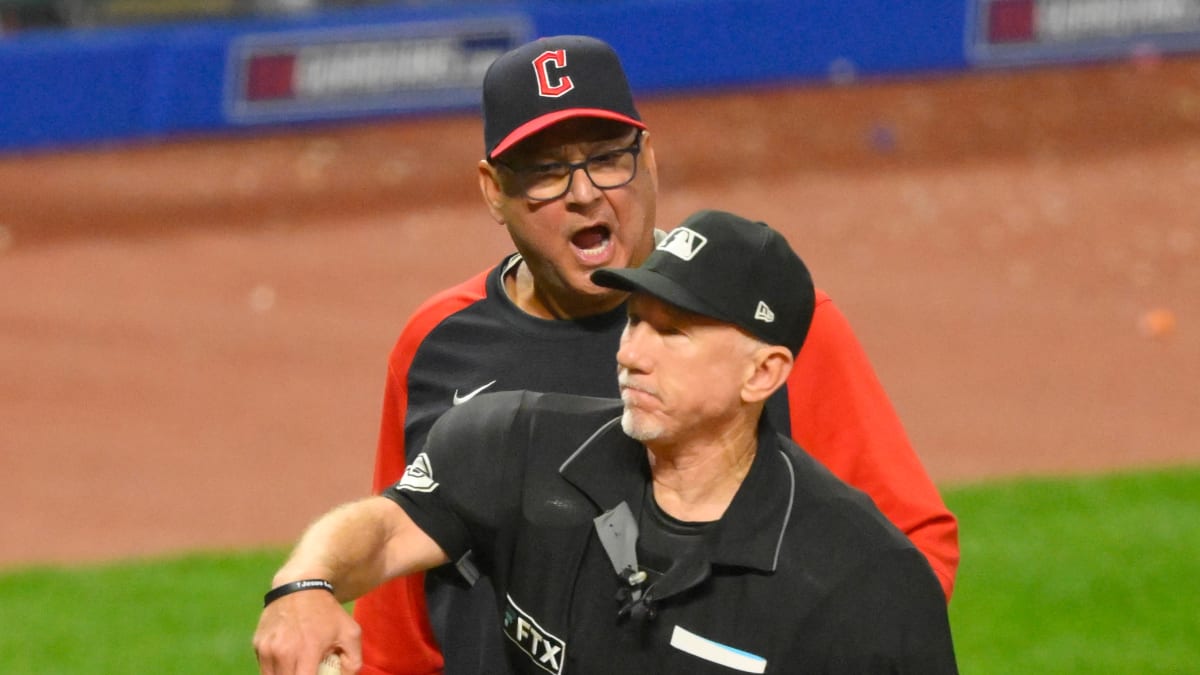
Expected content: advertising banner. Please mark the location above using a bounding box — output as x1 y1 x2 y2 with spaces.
226 16 531 124
969 0 1200 65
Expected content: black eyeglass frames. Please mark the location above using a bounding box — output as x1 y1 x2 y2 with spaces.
493 133 643 201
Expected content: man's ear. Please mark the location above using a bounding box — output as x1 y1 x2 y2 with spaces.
742 346 793 404
478 160 506 223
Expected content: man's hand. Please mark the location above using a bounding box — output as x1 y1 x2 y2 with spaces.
253 589 362 675
249 495 450 673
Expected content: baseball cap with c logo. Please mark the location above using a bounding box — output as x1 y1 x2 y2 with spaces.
482 35 646 160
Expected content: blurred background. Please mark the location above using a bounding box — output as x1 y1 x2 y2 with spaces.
1 2 1198 670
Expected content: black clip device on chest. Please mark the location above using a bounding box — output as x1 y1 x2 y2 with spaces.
594 501 657 621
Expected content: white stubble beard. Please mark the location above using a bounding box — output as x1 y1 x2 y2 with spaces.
620 394 664 442
618 369 664 441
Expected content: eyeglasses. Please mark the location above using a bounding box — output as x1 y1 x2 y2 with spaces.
493 133 643 201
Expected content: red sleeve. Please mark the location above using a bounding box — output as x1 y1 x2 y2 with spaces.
353 270 489 675
788 290 960 600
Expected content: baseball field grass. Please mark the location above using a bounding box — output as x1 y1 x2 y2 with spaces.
2 466 1197 673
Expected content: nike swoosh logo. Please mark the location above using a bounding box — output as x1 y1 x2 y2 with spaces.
453 380 497 406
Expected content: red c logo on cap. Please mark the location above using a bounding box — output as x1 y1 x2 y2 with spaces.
532 49 574 98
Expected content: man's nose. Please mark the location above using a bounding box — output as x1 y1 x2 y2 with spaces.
563 165 602 203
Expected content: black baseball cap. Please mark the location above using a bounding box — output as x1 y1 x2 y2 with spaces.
482 35 646 159
592 210 816 355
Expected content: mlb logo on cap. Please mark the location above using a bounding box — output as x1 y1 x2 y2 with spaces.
482 35 646 159
658 228 708 261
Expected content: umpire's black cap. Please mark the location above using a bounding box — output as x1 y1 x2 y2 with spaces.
592 210 816 356
482 35 645 160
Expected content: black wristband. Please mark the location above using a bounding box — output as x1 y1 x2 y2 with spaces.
263 579 335 608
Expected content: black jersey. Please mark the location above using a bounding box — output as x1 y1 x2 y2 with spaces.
387 391 958 675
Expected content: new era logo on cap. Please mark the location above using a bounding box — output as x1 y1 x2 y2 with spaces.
754 301 775 323
658 227 708 261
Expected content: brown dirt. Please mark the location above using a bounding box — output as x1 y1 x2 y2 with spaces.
2 55 1198 568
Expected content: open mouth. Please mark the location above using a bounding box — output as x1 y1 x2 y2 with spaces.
571 225 613 264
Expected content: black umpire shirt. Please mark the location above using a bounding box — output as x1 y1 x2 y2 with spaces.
386 391 958 674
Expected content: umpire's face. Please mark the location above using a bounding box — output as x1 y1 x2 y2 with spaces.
616 293 785 447
478 118 659 318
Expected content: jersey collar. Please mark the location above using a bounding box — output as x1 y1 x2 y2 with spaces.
559 415 796 574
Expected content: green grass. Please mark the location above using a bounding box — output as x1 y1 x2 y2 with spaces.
946 467 1200 674
2 467 1198 673
0 549 285 673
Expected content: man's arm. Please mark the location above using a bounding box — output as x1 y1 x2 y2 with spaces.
253 496 449 675
788 291 960 598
